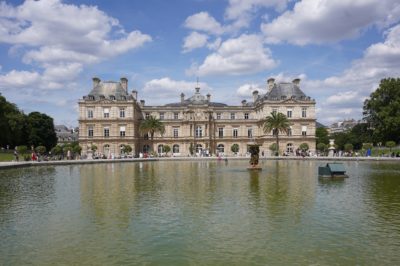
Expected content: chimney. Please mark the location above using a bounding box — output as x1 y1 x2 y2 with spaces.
92 77 100 88
120 77 128 92
140 100 145 107
206 93 211 102
267 78 275 91
180 93 185 103
292 78 300 85
252 90 259 102
241 99 247 106
131 90 137 100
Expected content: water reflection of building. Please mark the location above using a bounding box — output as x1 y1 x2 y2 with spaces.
79 77 316 156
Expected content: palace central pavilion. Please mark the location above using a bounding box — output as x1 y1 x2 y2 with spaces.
78 77 316 157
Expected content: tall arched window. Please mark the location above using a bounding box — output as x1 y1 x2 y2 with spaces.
286 143 293 154
143 145 150 153
217 144 225 153
158 144 164 154
173 144 180 153
196 144 203 153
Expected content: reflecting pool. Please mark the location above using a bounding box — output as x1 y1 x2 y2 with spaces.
1 160 400 265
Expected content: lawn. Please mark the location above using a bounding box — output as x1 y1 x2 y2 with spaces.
0 152 14 162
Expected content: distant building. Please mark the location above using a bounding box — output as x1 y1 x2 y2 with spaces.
329 119 360 134
55 125 79 144
78 77 316 157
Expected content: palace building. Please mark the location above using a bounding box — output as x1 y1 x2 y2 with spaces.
78 77 316 157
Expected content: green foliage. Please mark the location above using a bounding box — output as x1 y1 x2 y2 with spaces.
121 144 132 154
26 112 57 151
269 143 277 152
17 145 28 155
72 145 82 155
263 112 290 155
139 116 165 152
248 145 260 165
35 145 46 155
91 145 98 152
344 143 353 152
189 143 194 155
362 143 373 150
385 141 396 151
163 145 171 155
317 143 327 152
316 127 329 145
363 78 400 143
299 143 309 151
231 144 239 153
51 145 63 155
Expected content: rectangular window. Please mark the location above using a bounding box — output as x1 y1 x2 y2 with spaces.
173 128 179 138
302 107 307 118
174 112 179 120
195 126 202 138
119 108 125 118
145 113 150 119
233 128 238 138
287 108 292 118
87 108 94 118
88 126 94 137
103 108 110 118
247 128 252 138
244 113 249 119
218 127 224 138
272 108 277 114
217 113 221 120
302 126 307 136
120 126 126 137
287 127 292 136
104 127 110 137
231 113 235 120
160 112 164 120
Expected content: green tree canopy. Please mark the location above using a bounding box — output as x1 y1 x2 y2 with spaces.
363 78 400 143
316 127 329 145
385 141 396 151
299 143 309 151
26 112 57 151
163 145 171 155
344 143 354 152
139 116 165 152
262 112 290 155
231 144 239 153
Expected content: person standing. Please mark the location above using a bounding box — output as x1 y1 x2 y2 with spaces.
14 149 19 162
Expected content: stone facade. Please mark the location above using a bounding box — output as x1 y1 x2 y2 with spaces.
79 77 316 157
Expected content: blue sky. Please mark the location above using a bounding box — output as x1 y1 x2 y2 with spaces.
1 0 400 127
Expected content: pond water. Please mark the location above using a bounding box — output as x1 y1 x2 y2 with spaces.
1 160 400 265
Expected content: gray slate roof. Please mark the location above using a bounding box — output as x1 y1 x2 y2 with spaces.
165 88 227 107
84 81 133 101
258 82 311 102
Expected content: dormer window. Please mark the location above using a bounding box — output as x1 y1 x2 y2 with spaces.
88 95 94 100
110 95 116 100
99 95 105 100
281 95 286 100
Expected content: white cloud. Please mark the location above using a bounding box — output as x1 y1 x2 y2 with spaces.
261 0 400 45
0 70 40 88
188 34 278 76
236 83 266 98
184 12 225 35
182 32 209 53
225 0 289 30
0 0 151 90
142 77 211 104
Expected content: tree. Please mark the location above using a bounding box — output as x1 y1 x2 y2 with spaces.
35 145 46 155
316 127 329 145
163 145 171 155
91 145 98 152
139 116 165 152
26 112 57 151
299 143 309 151
262 112 290 155
231 144 239 154
363 78 400 143
385 141 396 152
317 143 327 154
269 143 278 155
344 143 353 153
